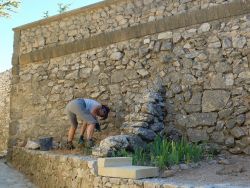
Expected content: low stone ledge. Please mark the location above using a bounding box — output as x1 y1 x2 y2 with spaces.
11 147 97 188
10 147 149 188
10 147 248 188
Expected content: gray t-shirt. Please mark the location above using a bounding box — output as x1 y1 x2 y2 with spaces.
84 98 101 113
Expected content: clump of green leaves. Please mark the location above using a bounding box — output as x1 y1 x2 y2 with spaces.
111 136 209 169
0 0 20 18
111 148 132 158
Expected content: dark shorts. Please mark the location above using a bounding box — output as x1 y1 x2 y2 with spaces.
65 98 98 128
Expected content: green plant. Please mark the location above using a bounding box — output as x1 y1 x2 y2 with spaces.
111 136 211 169
133 147 147 166
0 0 20 17
83 146 92 155
110 148 131 158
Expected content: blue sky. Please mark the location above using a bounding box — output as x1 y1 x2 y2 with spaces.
0 0 102 73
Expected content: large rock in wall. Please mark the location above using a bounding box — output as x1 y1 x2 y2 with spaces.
0 70 11 154
9 0 250 156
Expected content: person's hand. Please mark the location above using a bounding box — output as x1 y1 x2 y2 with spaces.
95 122 101 132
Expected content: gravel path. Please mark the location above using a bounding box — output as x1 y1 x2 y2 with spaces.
0 159 36 188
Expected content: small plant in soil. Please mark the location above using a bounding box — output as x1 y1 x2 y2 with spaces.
82 146 92 155
111 136 213 169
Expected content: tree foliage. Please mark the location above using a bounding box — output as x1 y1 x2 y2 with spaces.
0 0 20 18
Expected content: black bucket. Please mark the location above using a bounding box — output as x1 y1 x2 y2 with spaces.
39 137 53 151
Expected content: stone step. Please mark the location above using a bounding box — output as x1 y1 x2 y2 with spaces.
98 157 132 167
98 165 159 179
98 157 159 179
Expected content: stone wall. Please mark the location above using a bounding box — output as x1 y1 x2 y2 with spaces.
12 147 96 188
12 147 149 188
13 147 249 188
0 70 11 154
9 0 250 155
11 147 211 188
17 0 234 55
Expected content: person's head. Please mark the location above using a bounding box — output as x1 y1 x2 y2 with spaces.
98 105 110 120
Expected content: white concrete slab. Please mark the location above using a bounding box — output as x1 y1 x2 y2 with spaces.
98 165 159 179
98 157 132 167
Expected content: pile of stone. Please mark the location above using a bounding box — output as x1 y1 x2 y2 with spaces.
93 79 166 157
122 90 165 141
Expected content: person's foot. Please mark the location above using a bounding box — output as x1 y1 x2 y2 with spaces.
95 123 101 132
78 135 84 145
86 139 95 148
65 141 75 150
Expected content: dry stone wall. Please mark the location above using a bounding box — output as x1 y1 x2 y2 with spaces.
0 70 11 154
12 147 96 188
9 0 250 156
13 147 248 188
11 147 161 188
18 0 234 54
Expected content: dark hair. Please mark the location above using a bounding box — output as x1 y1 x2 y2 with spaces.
100 105 110 120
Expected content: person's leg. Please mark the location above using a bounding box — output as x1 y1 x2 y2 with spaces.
67 112 78 141
68 126 77 142
66 111 78 149
78 122 87 144
80 122 88 136
86 124 95 140
86 124 95 147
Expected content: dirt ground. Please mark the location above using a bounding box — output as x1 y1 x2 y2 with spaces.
51 126 121 155
156 154 250 187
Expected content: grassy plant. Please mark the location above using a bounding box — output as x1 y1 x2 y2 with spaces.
83 146 92 155
110 148 132 158
111 136 210 169
133 147 147 165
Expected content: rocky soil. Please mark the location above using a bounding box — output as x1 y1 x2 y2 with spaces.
151 153 250 187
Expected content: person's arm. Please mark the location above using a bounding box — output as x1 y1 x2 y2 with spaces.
91 105 102 117
90 106 102 131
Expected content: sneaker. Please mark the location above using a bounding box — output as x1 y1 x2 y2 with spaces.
86 139 95 148
65 141 75 150
78 135 84 145
95 123 101 132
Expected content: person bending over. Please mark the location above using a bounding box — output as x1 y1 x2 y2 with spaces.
65 98 110 149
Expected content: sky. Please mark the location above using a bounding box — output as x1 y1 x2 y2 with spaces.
0 0 102 73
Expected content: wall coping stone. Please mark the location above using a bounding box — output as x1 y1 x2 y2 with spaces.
12 146 96 161
13 0 122 31
19 0 250 66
